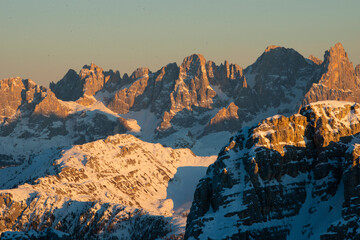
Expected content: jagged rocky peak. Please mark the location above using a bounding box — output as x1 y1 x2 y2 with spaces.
79 63 108 96
158 54 218 131
242 45 319 111
204 102 240 135
320 42 359 90
206 59 246 95
175 54 215 106
51 63 121 101
206 60 244 80
248 45 310 75
185 101 360 239
50 69 82 101
325 42 347 60
302 43 360 107
210 102 239 125
130 67 150 79
0 77 26 122
308 55 323 65
180 53 207 79
0 77 53 122
80 62 102 75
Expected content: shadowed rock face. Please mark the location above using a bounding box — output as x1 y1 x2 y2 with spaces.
50 63 121 101
244 46 320 110
50 69 83 101
302 43 360 107
185 101 360 240
204 102 240 134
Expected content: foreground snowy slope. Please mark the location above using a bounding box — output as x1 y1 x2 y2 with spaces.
0 134 215 239
185 101 360 240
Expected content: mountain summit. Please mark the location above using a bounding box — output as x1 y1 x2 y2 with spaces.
302 42 360 106
1 42 360 239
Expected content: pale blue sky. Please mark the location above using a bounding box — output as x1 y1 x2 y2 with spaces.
1 0 359 86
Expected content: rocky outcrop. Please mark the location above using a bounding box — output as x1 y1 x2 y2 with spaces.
206 60 248 104
46 43 359 146
159 54 217 131
0 78 51 123
50 63 121 101
50 69 83 101
2 43 358 161
308 55 323 65
0 78 25 123
302 43 360 107
0 77 132 168
244 45 320 111
204 102 240 134
49 43 360 144
185 101 360 239
106 67 151 114
33 91 70 118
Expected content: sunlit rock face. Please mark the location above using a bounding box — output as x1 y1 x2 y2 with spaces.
302 43 360 107
0 77 131 168
46 43 356 149
2 43 358 166
0 77 58 123
204 102 240 134
308 55 323 65
185 101 360 240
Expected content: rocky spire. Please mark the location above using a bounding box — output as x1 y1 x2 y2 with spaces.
302 43 360 107
242 76 248 88
50 69 82 101
319 42 359 90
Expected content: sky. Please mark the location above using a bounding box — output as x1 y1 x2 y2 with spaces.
1 0 359 87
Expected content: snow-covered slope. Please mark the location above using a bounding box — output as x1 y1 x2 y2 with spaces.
0 134 215 239
185 101 360 240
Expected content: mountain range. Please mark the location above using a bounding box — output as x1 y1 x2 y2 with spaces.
0 42 360 239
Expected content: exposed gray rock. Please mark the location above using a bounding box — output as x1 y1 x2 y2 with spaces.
185 101 360 240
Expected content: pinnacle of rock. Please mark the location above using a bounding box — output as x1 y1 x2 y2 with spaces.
242 77 248 88
320 42 357 90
